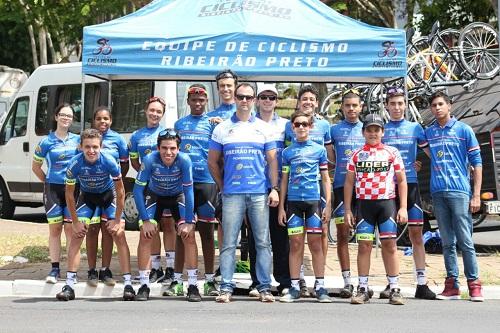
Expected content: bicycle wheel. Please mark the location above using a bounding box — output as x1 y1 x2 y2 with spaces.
396 223 411 246
430 28 463 81
459 22 500 79
407 37 432 84
319 89 343 122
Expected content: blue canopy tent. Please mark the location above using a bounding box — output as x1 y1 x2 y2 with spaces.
82 0 406 83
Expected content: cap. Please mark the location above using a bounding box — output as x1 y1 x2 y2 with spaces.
363 114 384 129
257 84 278 96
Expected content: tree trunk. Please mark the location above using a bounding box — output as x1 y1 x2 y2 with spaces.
38 27 48 65
27 24 39 69
46 31 58 63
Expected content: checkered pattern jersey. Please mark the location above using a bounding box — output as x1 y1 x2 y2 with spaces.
347 144 404 200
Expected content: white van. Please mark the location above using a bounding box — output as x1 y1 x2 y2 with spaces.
0 65 29 123
0 62 219 228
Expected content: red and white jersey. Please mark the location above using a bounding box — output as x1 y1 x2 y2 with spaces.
347 143 404 200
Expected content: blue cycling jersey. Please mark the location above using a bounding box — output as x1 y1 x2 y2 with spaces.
101 129 129 164
209 113 276 194
330 120 364 189
206 103 236 120
65 152 121 193
256 112 288 189
383 119 428 183
282 140 328 201
33 132 80 185
133 151 194 223
425 117 482 195
174 114 215 184
128 125 165 161
285 116 332 147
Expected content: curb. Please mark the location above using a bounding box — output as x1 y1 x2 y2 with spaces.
1 274 499 300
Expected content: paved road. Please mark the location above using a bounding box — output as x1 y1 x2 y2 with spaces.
0 296 499 333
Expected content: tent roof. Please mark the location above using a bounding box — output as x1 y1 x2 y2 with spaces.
83 0 406 82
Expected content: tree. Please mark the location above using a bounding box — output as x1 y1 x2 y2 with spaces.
0 0 149 71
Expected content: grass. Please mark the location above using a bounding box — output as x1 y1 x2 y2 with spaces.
0 234 117 264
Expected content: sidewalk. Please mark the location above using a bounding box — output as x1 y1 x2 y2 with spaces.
1 219 500 299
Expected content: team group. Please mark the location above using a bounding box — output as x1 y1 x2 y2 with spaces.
32 69 484 304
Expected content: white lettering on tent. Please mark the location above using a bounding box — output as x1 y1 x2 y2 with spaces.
225 42 236 52
256 41 346 53
162 56 229 66
265 57 328 67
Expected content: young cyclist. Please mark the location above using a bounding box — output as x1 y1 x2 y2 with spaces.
32 103 80 283
133 129 198 302
172 84 219 297
279 111 332 303
56 128 135 301
381 86 436 300
344 114 407 305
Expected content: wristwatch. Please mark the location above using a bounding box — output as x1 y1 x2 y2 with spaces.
272 186 280 193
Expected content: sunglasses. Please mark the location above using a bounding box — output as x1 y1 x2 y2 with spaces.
235 94 255 101
158 128 179 139
187 86 207 96
258 95 277 101
386 86 405 96
147 96 166 106
342 88 360 96
293 121 310 128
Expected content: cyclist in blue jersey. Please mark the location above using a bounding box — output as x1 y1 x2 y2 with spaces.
133 129 198 301
206 69 238 280
329 89 365 298
278 110 332 303
247 84 291 298
206 69 238 121
380 87 436 300
208 83 279 303
171 84 219 297
56 129 135 301
129 96 176 285
32 103 80 284
284 85 334 297
425 91 484 302
86 107 129 288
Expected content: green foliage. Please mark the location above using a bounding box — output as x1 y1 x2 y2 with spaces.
415 0 496 34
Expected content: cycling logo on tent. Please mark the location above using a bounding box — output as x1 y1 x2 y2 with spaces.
378 41 397 58
93 38 113 56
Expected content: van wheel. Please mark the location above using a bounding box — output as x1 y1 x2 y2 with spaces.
0 179 15 219
123 178 139 231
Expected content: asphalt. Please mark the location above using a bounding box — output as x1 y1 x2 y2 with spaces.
1 219 500 299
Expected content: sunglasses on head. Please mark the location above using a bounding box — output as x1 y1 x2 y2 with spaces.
258 95 277 101
147 96 166 106
216 71 236 81
158 128 179 139
235 94 255 101
386 86 405 96
342 88 360 97
187 86 207 96
293 121 310 128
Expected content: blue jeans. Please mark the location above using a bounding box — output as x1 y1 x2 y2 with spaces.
220 194 272 293
432 191 479 281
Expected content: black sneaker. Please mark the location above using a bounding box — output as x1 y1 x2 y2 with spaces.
350 287 370 304
415 284 436 300
149 267 165 283
56 285 75 301
87 268 98 287
123 285 136 301
99 268 116 286
339 284 354 298
162 267 174 284
136 284 150 301
379 284 391 299
389 288 405 305
187 285 202 302
299 279 310 298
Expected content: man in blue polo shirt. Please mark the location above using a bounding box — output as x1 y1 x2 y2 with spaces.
425 91 483 302
208 83 280 303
